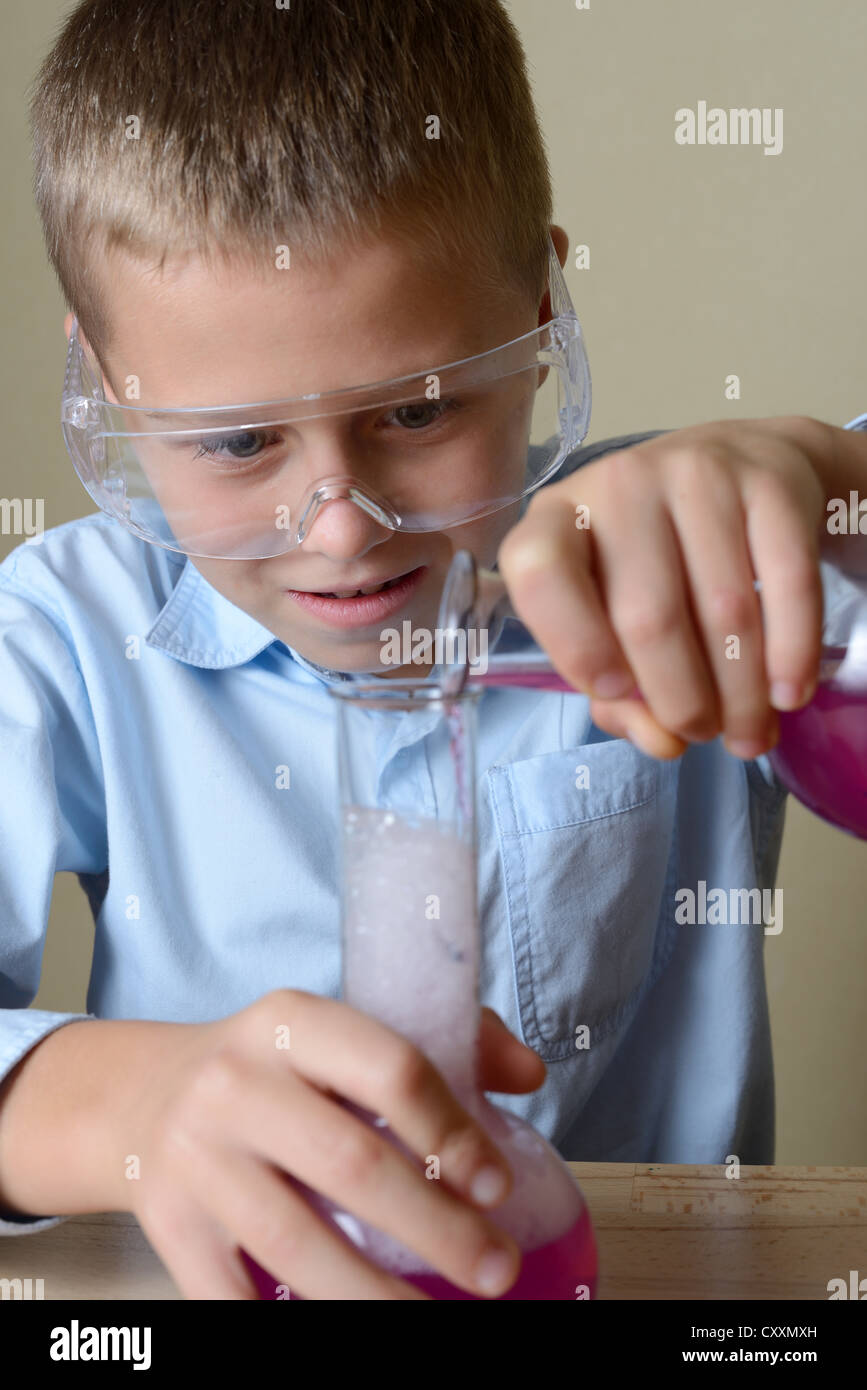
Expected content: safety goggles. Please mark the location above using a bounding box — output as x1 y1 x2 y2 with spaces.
60 232 591 560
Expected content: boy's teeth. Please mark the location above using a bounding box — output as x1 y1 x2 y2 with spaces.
316 572 415 598
329 582 388 598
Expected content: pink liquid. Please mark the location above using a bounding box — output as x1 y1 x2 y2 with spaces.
768 674 867 840
470 668 576 691
238 1204 597 1301
467 664 641 696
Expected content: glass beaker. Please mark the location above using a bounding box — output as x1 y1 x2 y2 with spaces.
435 548 867 841
240 678 597 1299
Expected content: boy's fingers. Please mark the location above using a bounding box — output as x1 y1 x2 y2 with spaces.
744 481 824 713
588 694 690 760
496 496 629 697
478 1007 546 1093
136 1188 261 1300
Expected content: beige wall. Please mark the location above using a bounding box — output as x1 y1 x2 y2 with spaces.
3 1 865 1161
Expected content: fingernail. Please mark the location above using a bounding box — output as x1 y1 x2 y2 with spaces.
475 1244 518 1296
725 738 768 759
623 721 660 757
770 681 803 711
470 1165 509 1206
590 671 634 699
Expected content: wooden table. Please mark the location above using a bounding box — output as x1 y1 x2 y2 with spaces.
2 1164 864 1299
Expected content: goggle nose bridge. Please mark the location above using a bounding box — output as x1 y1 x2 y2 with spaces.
294 476 404 544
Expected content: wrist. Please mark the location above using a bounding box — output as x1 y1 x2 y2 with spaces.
0 1019 195 1218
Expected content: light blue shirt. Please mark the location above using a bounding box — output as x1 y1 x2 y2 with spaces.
0 429 793 1236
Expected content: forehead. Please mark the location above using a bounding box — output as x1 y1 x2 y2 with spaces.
96 236 533 409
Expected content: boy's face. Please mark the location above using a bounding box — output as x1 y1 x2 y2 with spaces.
70 229 560 679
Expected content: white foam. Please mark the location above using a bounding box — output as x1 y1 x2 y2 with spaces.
327 804 582 1275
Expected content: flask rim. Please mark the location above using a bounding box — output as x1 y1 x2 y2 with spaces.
328 678 484 708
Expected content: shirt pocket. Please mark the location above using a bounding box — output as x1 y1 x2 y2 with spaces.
486 738 679 1063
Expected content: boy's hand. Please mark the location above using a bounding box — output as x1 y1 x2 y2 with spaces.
116 992 544 1300
497 415 866 760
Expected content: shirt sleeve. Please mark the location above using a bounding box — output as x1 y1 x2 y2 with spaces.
0 547 105 1235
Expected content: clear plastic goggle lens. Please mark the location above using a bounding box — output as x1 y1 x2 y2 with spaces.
61 237 591 559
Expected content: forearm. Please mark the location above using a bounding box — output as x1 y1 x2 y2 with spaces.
0 1018 191 1219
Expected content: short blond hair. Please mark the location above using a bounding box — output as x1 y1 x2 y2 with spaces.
27 0 554 375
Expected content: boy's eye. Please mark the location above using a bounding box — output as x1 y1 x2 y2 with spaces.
191 430 281 467
185 399 459 469
386 400 452 430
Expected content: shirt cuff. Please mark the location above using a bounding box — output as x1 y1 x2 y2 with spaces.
0 1210 70 1235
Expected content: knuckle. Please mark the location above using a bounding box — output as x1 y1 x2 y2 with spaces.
669 443 727 477
187 1048 247 1109
435 1117 490 1176
254 986 305 1018
599 448 646 496
747 471 785 509
242 1194 306 1269
616 601 679 648
707 585 757 633
752 470 816 525
603 446 640 477
665 446 703 485
323 1126 386 1189
241 988 308 1053
385 1039 434 1104
789 414 827 450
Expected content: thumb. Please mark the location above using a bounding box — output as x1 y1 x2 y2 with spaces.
478 1006 547 1094
588 694 687 760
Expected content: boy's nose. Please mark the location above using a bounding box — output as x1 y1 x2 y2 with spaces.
295 476 401 550
296 497 396 567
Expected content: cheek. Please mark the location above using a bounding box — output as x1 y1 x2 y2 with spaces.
189 558 264 610
135 442 285 560
477 385 536 484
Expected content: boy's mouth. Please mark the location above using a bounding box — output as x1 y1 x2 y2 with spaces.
307 569 412 598
284 565 429 628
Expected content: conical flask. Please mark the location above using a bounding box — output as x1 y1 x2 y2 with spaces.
241 678 597 1299
765 560 867 839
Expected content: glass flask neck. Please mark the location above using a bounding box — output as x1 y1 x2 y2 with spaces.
436 548 867 694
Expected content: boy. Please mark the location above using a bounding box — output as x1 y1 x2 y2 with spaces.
0 0 864 1301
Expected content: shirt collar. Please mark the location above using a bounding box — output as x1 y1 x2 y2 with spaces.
145 558 279 669
145 556 411 686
